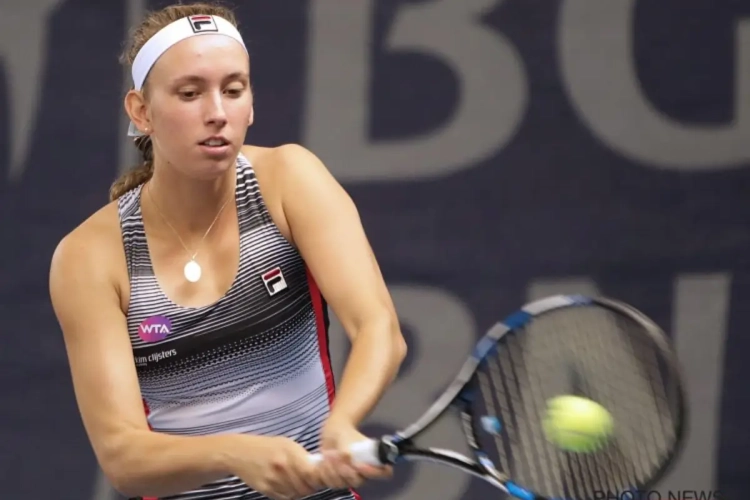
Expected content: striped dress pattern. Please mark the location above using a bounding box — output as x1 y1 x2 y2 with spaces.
117 154 358 500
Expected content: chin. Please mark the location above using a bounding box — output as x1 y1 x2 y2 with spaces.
193 161 236 181
190 150 239 180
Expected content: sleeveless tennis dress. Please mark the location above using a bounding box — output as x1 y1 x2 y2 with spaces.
117 153 360 500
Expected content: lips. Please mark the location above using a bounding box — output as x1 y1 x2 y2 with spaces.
199 136 229 147
198 136 232 158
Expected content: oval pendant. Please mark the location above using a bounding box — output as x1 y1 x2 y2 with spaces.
184 260 202 283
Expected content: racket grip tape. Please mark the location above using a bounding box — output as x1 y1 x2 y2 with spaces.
307 439 382 466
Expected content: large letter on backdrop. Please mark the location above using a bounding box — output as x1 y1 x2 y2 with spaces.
304 0 528 182
559 0 750 170
0 0 63 181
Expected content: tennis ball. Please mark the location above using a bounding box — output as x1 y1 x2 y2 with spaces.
542 395 614 453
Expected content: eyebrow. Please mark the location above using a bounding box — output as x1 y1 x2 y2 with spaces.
171 72 250 85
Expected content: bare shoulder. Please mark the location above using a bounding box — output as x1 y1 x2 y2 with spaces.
241 143 331 184
52 201 123 270
50 201 127 307
240 144 339 243
241 143 350 204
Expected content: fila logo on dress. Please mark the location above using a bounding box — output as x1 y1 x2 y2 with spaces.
261 267 288 296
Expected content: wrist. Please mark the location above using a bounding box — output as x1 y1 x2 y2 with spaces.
213 434 242 475
325 409 358 426
216 433 268 475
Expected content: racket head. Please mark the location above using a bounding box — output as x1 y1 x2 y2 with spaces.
460 295 688 499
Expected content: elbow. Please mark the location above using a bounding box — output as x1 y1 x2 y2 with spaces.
104 459 147 498
393 329 408 364
101 462 136 497
351 313 408 371
97 436 144 497
388 327 408 383
390 318 408 368
108 475 139 499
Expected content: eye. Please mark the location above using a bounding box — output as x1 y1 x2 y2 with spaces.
179 90 199 100
224 86 244 97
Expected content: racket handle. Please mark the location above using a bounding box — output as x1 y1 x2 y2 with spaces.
308 439 382 466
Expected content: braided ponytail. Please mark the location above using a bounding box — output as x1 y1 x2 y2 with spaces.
109 135 155 201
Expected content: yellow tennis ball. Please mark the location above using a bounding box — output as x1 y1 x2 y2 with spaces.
542 395 614 453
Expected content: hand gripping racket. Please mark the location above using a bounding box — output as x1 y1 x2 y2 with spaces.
309 295 687 500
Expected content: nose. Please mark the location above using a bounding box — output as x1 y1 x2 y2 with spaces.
204 90 228 128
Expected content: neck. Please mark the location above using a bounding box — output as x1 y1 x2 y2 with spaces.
145 162 236 236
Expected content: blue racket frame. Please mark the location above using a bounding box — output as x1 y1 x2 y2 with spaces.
364 294 688 500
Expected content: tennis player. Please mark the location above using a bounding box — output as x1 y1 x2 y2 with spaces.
49 3 406 500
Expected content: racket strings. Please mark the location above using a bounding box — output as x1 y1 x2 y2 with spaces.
529 312 607 499
564 309 652 495
508 331 569 494
561 307 677 495
504 338 546 489
476 347 526 476
472 305 681 499
476 370 510 473
582 312 676 477
479 330 573 495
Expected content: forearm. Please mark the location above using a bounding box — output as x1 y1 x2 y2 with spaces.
328 320 406 425
104 430 247 497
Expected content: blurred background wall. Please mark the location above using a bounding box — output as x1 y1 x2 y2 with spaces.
1 0 748 498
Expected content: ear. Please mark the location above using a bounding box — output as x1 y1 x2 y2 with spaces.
124 89 151 135
248 105 254 127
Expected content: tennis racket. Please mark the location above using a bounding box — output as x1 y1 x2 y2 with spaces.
309 294 687 500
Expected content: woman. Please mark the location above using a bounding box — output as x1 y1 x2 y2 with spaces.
48 3 406 500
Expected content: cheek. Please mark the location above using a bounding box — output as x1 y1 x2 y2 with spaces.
154 101 195 130
152 103 200 152
227 97 253 125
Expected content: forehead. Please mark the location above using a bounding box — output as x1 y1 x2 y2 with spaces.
149 35 249 83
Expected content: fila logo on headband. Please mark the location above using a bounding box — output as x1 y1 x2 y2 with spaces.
188 15 219 33
261 267 288 297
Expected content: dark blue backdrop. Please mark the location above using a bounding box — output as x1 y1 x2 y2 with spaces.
1 1 747 498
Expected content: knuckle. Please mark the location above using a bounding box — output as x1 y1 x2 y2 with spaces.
271 457 287 470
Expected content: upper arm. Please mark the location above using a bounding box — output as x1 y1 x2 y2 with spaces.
49 221 150 473
276 144 398 339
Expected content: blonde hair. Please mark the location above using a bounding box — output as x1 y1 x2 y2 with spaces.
109 2 240 201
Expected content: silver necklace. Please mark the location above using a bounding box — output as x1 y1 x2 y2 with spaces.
147 183 232 283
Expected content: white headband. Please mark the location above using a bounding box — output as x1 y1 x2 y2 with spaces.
128 15 247 137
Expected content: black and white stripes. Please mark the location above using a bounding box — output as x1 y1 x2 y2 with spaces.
117 154 357 500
